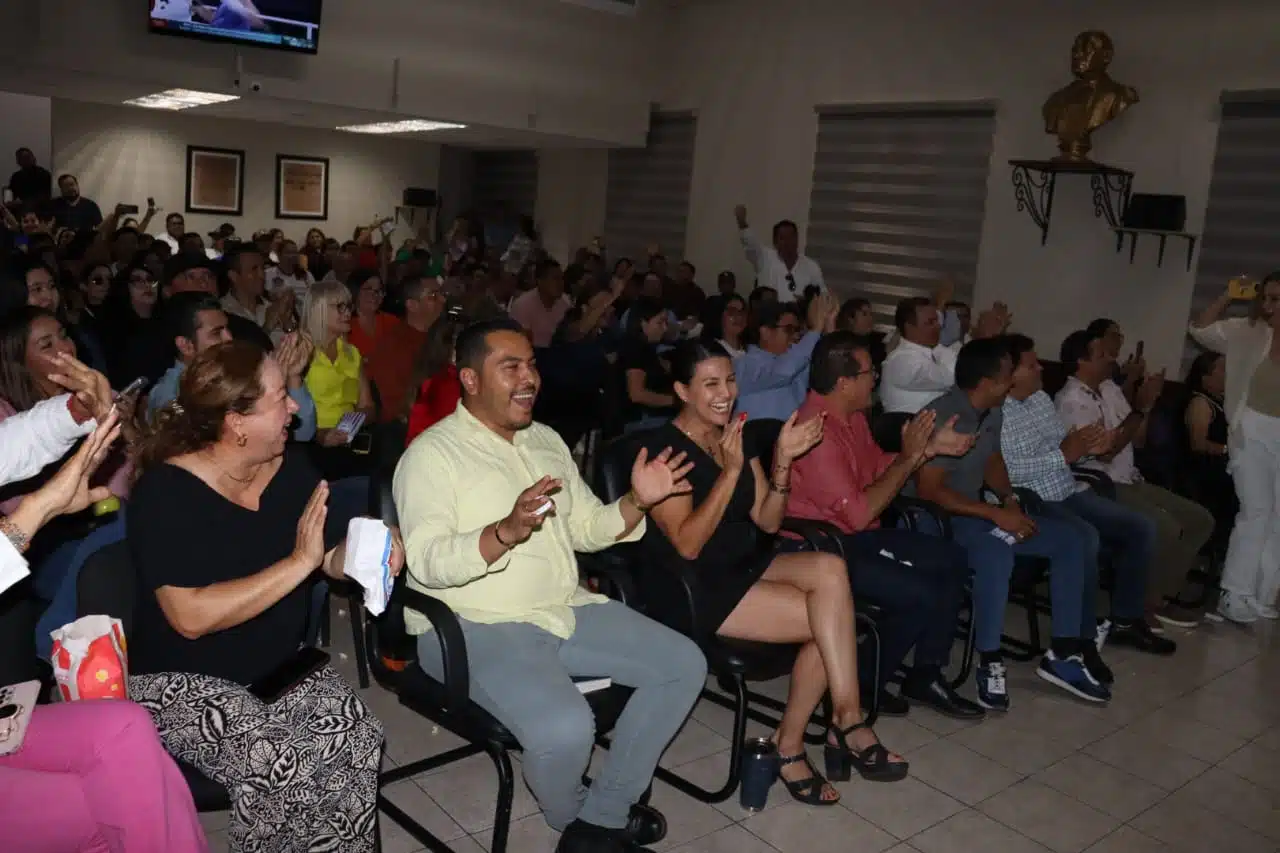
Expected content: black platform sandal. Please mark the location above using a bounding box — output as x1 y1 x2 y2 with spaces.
823 722 909 783
777 752 840 806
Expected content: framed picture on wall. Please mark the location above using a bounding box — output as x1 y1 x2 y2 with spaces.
275 155 330 220
185 146 245 216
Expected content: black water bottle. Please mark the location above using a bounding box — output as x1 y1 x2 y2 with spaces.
738 737 780 812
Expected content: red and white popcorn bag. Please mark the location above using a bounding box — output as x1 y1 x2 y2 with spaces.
50 615 129 702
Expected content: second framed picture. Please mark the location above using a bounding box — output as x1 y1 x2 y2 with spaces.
275 154 330 220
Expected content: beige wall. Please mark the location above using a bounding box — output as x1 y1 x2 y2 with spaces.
52 100 439 246
660 0 1280 372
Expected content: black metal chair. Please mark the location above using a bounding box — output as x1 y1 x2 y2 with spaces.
75 540 332 814
590 428 875 804
366 471 637 853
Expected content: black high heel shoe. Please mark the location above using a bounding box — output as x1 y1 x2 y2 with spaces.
776 752 840 806
823 722 909 783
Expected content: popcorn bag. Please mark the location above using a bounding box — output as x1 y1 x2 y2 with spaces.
50 615 130 702
343 517 395 617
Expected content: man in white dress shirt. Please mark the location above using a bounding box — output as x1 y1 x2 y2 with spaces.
734 205 824 299
881 296 1008 413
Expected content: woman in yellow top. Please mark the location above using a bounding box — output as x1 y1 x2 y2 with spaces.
303 280 374 448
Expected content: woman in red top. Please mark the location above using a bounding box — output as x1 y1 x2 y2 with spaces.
404 315 466 444
345 270 398 358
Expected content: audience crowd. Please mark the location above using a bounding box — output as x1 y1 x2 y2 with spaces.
0 148 1271 853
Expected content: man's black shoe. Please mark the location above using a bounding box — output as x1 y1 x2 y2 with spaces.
556 819 639 853
624 804 666 847
1109 620 1177 656
901 677 985 720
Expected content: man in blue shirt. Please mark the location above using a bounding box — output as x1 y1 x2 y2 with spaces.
148 292 317 441
734 294 836 421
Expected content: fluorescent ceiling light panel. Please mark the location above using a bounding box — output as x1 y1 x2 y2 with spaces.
338 120 467 134
123 89 239 110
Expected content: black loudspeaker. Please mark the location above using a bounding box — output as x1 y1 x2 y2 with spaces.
1122 194 1187 232
402 187 437 208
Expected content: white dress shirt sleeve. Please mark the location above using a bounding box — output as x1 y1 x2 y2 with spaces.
883 346 955 394
0 536 28 596
0 394 94 487
739 228 769 271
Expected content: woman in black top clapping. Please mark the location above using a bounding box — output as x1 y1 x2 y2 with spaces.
128 340 403 853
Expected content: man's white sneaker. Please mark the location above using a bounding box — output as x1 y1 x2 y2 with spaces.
1217 592 1260 625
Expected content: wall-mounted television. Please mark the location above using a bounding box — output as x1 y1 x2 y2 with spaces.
149 1 323 54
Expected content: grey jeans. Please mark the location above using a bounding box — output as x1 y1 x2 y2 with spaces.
416 600 707 831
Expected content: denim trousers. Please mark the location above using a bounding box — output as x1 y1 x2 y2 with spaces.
1037 488 1156 621
417 600 706 831
947 514 1093 654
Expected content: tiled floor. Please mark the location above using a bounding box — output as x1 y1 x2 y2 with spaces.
202 604 1280 853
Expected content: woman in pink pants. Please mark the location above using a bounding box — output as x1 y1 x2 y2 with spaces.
0 699 207 852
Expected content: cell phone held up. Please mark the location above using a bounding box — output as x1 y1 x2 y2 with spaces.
1229 275 1258 301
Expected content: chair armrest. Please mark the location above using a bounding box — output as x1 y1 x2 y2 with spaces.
1070 465 1116 498
635 559 704 641
889 496 953 539
577 550 638 607
780 517 846 558
1013 487 1046 514
397 585 470 714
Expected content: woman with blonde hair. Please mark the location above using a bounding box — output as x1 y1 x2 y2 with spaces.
302 280 374 440
129 340 399 852
1189 273 1280 622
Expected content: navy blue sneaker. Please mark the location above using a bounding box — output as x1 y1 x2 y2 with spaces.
975 661 1009 712
1037 652 1110 703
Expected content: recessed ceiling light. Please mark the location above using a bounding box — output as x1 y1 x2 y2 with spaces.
123 89 240 110
337 120 466 134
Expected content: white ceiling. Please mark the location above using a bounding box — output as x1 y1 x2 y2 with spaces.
5 67 609 149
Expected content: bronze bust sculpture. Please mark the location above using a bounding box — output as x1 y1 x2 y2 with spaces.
1042 30 1138 163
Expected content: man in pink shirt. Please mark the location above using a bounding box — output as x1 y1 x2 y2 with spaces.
509 258 571 348
787 331 983 719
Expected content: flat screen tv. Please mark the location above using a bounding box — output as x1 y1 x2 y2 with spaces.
149 1 323 54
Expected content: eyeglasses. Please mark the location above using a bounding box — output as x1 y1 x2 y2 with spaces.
129 276 156 289
774 322 801 336
334 302 354 314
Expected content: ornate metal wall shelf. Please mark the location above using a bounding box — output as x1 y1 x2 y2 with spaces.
1112 228 1198 271
1009 160 1134 244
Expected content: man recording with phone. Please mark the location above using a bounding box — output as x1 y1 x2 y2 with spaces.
1056 327 1215 630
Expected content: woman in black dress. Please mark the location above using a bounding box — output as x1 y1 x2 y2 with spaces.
128 340 402 852
1184 351 1236 551
637 341 907 807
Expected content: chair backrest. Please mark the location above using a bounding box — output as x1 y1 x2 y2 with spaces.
871 410 911 453
593 431 648 503
365 466 417 671
747 418 784 465
75 540 136 637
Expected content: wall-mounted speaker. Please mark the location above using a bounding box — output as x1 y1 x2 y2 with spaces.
402 187 438 208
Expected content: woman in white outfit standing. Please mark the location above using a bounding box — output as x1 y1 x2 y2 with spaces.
1189 274 1280 623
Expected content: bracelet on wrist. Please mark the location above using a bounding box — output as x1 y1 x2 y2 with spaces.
492 523 513 549
624 491 653 513
769 481 791 495
0 515 32 554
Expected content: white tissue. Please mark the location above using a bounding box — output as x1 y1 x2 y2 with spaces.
343 517 395 616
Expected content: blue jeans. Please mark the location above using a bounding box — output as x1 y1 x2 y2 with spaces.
1037 489 1157 621
34 512 129 658
948 514 1093 654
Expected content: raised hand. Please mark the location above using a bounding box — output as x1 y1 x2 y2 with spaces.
496 476 562 547
926 414 975 458
1061 423 1105 463
776 411 826 464
630 446 694 508
1136 369 1166 412
901 409 937 462
806 292 838 332
29 408 122 521
720 413 747 473
973 302 1013 339
733 205 749 227
46 352 113 422
293 481 329 569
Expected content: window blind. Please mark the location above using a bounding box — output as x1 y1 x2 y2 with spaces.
604 111 697 265
1187 93 1280 363
806 103 997 325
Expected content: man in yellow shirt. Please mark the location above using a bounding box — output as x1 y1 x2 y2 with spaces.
393 318 707 853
